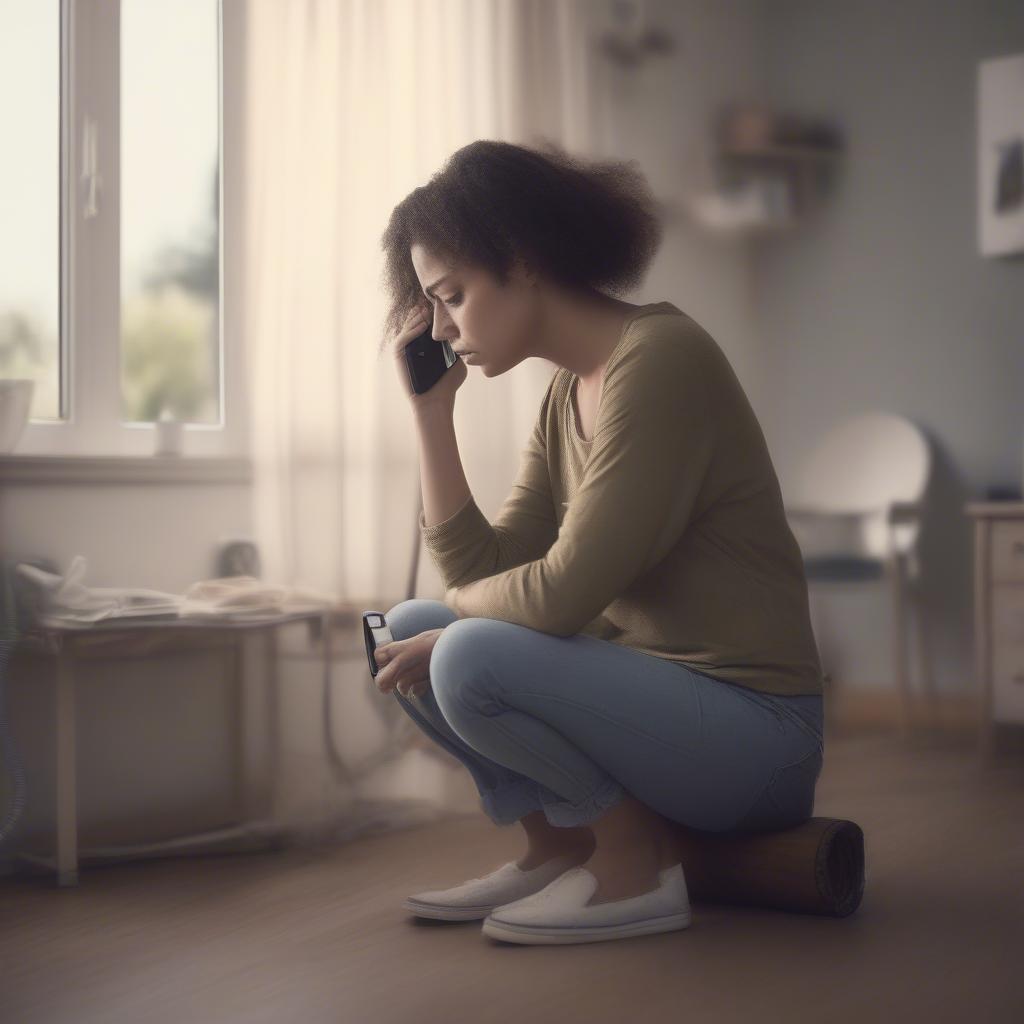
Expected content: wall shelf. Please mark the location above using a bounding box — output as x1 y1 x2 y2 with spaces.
687 141 843 236
719 143 842 163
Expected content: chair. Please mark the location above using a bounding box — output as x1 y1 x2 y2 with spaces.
784 412 934 738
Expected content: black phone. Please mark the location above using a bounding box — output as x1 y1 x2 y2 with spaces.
403 325 460 394
362 610 393 678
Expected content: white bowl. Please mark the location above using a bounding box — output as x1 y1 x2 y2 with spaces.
0 379 35 453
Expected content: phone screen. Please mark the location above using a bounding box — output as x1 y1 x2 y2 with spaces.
403 326 459 394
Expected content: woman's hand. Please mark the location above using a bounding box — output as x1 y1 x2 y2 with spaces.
373 627 445 698
388 300 467 412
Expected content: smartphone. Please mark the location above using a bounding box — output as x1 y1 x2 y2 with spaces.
403 324 460 394
362 610 394 678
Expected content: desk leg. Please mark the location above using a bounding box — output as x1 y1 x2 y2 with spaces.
265 627 280 821
975 520 994 768
55 650 78 887
230 636 248 819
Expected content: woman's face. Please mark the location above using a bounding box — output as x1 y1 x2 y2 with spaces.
409 242 541 377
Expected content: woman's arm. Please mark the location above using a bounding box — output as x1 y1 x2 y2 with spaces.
418 375 561 589
414 402 472 528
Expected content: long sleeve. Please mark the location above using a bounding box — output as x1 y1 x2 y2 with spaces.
419 374 560 589
448 331 719 636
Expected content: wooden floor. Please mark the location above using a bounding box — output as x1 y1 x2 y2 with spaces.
2 721 1023 1024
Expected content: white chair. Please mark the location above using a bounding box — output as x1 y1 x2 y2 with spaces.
785 412 934 738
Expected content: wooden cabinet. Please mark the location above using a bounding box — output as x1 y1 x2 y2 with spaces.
968 502 1024 765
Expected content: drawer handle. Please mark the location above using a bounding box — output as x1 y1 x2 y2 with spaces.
1015 541 1024 555
1015 673 1024 685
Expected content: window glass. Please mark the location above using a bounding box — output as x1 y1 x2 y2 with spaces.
0 0 61 420
121 0 221 424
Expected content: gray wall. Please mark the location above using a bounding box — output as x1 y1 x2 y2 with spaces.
753 0 1024 694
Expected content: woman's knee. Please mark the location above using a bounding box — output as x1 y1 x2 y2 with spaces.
429 618 505 713
384 598 458 642
430 617 502 669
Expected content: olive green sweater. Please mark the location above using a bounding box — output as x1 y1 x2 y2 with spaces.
419 301 824 697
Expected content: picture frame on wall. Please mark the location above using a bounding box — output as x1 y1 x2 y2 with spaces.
978 53 1024 257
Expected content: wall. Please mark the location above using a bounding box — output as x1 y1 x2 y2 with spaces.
753 0 1024 693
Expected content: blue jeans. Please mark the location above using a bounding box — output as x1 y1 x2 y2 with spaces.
386 599 824 833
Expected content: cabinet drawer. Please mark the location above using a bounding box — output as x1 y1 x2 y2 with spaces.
992 584 1024 639
992 521 1024 583
992 632 1024 724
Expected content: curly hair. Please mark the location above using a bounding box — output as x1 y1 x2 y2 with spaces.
377 138 665 356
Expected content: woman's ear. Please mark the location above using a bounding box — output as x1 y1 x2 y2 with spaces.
510 253 538 290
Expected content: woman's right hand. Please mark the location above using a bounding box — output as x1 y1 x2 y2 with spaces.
373 627 445 698
388 300 467 411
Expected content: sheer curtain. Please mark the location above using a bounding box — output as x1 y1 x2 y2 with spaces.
242 0 603 847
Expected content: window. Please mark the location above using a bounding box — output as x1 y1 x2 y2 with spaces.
1 0 236 457
0 0 61 420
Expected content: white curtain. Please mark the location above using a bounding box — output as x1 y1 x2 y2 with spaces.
242 0 605 847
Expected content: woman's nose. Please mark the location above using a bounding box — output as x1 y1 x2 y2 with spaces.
432 309 455 341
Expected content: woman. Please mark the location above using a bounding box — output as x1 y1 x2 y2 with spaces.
372 139 825 945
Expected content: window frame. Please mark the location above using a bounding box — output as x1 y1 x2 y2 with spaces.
13 0 247 459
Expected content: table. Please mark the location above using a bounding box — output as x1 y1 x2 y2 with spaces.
12 608 334 886
966 501 1024 766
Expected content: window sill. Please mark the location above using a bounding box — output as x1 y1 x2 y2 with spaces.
0 454 252 486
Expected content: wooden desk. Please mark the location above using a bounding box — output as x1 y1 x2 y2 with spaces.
12 609 332 887
967 502 1024 766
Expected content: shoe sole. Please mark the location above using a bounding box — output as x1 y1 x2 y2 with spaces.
402 896 498 921
481 909 692 944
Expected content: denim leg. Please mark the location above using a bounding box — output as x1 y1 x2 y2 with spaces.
384 599 544 825
427 618 628 828
423 617 822 834
385 602 823 836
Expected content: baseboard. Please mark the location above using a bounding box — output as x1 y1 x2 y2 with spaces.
823 683 985 742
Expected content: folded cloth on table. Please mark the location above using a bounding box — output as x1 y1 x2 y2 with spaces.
15 555 181 626
178 575 337 620
15 556 340 627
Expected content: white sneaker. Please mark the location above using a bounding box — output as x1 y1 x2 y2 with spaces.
403 854 586 921
481 862 692 944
